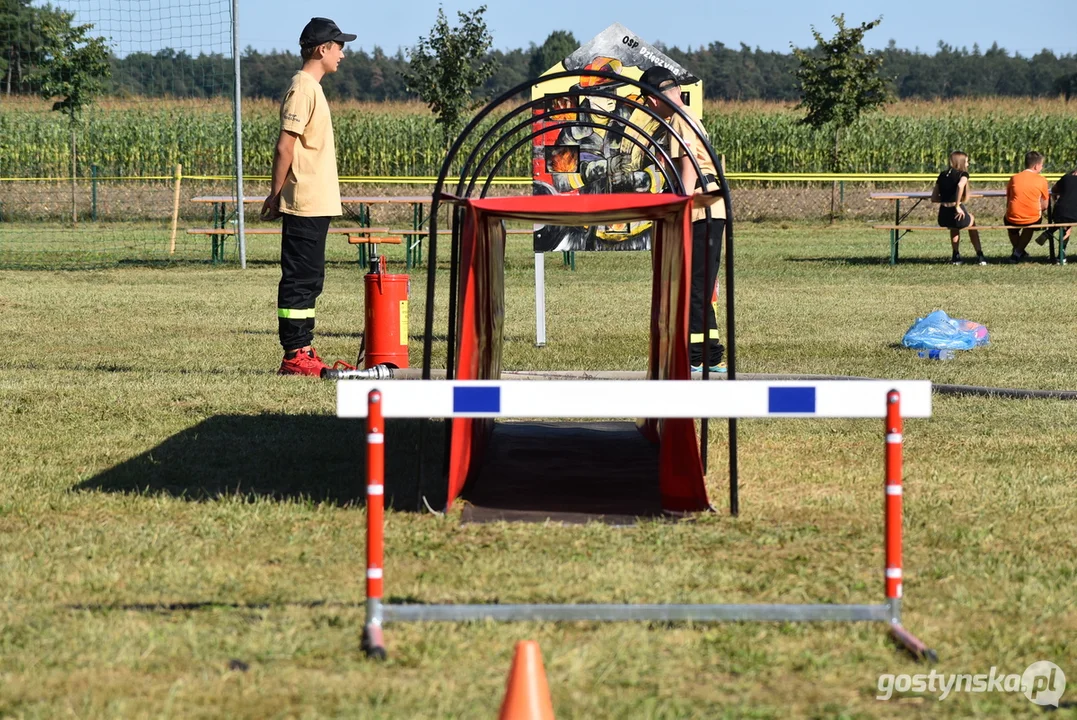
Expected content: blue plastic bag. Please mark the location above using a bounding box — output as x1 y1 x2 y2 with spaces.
901 310 990 351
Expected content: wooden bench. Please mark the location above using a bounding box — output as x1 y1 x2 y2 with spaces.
871 223 1076 265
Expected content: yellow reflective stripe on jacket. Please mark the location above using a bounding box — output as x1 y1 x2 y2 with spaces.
278 308 316 319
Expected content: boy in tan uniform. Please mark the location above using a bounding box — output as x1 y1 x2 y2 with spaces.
641 65 726 373
261 17 355 376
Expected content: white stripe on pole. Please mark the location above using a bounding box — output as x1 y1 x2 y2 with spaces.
336 380 932 419
534 251 546 347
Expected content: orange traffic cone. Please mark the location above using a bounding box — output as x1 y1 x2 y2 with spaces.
498 640 555 720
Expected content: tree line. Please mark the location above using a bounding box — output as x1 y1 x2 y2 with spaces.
116 39 1077 102
2 2 1076 103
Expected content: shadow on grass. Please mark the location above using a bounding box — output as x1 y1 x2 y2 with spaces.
239 329 509 344
786 256 946 266
0 253 452 272
67 593 434 613
217 258 374 269
68 599 363 612
75 414 447 511
0 257 376 271
240 329 365 340
1 361 288 376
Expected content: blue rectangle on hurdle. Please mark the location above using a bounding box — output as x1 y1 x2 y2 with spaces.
453 386 501 414
768 387 816 414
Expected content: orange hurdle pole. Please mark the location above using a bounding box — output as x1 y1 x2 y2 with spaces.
884 390 936 662
362 389 387 660
884 390 903 603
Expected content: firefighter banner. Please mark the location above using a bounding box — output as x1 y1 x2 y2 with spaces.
531 22 703 253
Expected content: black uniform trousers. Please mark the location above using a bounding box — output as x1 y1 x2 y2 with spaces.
689 217 726 367
277 214 331 352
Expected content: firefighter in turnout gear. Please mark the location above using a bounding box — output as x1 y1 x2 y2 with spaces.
640 65 726 373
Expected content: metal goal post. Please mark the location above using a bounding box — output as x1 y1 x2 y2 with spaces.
335 380 936 662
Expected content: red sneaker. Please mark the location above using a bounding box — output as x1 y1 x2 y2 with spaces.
278 347 328 377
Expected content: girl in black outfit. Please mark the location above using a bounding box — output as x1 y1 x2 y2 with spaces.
931 151 987 265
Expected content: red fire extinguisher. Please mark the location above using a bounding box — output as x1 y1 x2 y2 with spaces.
362 255 409 369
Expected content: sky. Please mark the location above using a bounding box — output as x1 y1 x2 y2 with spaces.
240 0 1076 58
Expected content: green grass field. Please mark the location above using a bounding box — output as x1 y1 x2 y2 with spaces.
1 222 1075 718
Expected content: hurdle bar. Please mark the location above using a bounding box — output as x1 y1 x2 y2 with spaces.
341 380 935 662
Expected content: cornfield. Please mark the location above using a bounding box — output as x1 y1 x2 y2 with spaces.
710 111 1077 173
1 98 1075 178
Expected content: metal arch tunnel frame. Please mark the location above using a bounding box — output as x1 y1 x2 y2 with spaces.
456 106 689 383
421 68 740 508
437 77 723 487
447 107 690 388
457 113 681 370
464 123 668 355
475 119 672 199
454 89 688 197
451 88 735 486
424 69 731 370
445 84 701 387
443 79 719 381
356 384 935 664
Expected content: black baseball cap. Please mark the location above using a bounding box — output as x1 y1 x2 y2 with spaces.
300 17 356 49
639 66 679 96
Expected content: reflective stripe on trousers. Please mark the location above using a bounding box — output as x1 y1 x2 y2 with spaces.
689 330 722 344
278 308 316 319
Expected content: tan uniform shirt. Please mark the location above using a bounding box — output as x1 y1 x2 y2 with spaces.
278 71 343 217
668 107 725 223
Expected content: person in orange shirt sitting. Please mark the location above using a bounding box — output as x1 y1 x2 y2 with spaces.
1004 151 1050 263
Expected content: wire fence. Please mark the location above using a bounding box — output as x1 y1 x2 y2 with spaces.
0 0 240 268
0 172 1021 269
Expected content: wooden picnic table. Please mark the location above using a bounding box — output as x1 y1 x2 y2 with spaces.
341 195 432 205
191 195 434 266
869 190 1007 201
189 195 547 267
869 189 1070 264
872 190 1000 265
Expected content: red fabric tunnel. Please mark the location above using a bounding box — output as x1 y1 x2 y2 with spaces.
445 192 712 513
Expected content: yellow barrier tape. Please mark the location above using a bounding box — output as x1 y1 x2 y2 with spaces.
0 173 1021 183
